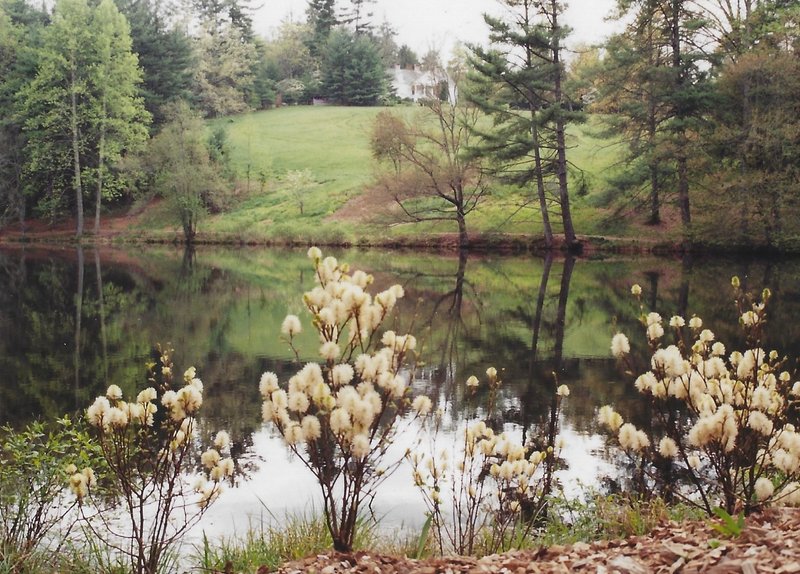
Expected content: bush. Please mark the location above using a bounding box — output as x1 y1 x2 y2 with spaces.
0 417 99 570
410 368 568 555
258 247 431 551
602 278 800 514
76 345 233 574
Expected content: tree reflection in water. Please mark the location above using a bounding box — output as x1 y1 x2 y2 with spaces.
3 246 800 520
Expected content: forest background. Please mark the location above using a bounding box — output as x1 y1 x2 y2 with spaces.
0 0 798 251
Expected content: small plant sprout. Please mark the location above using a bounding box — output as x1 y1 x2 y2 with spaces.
602 279 800 515
78 345 233 574
259 248 430 552
410 369 568 555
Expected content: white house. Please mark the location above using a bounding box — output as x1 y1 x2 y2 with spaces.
388 65 458 103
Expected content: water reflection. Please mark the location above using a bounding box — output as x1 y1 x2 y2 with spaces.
2 246 800 533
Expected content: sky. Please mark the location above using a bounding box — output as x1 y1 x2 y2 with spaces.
254 0 623 58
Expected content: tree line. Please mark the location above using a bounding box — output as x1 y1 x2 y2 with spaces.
0 0 798 248
371 0 799 250
0 0 409 238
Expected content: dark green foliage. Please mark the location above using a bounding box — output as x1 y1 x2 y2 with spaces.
191 0 254 40
466 0 584 247
259 22 318 104
320 29 386 106
699 48 800 247
116 0 194 126
397 44 418 69
306 0 336 57
0 0 47 228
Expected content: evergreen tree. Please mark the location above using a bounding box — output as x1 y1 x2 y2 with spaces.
321 29 386 105
374 19 398 68
192 20 256 116
116 0 194 126
601 0 712 230
467 0 583 248
339 0 375 36
397 44 418 69
306 0 336 57
594 11 673 224
192 0 253 40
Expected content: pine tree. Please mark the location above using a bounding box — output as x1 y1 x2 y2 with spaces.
116 0 194 126
321 29 386 105
306 0 336 57
467 0 583 248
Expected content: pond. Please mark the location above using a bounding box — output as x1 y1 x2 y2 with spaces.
2 245 799 538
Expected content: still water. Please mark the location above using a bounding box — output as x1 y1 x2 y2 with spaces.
2 245 799 536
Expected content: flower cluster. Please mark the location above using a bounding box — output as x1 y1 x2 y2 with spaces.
197 430 234 508
75 347 234 574
602 279 800 513
81 348 234 509
412 419 559 516
410 368 567 555
260 248 429 552
66 464 96 500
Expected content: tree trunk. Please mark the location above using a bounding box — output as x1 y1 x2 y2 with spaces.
94 99 106 235
550 1 577 247
677 145 690 226
457 208 468 248
532 122 554 248
70 65 84 240
647 49 660 225
670 0 691 228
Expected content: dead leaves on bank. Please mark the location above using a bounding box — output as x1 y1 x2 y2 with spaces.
268 507 800 574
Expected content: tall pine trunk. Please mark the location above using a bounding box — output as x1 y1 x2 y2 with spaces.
670 0 691 227
532 118 554 248
550 0 577 247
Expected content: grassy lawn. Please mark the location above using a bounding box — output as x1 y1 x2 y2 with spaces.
194 105 625 243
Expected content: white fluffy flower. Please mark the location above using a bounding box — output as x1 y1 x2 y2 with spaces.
301 415 322 441
412 395 433 416
669 316 685 328
214 431 231 450
307 246 322 261
259 372 279 398
647 323 665 341
755 477 774 501
658 436 679 458
319 341 341 361
350 434 371 459
136 387 157 403
201 448 221 470
646 312 662 326
281 315 302 337
611 333 630 359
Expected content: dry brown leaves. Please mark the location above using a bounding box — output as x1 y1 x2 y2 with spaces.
265 507 800 574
